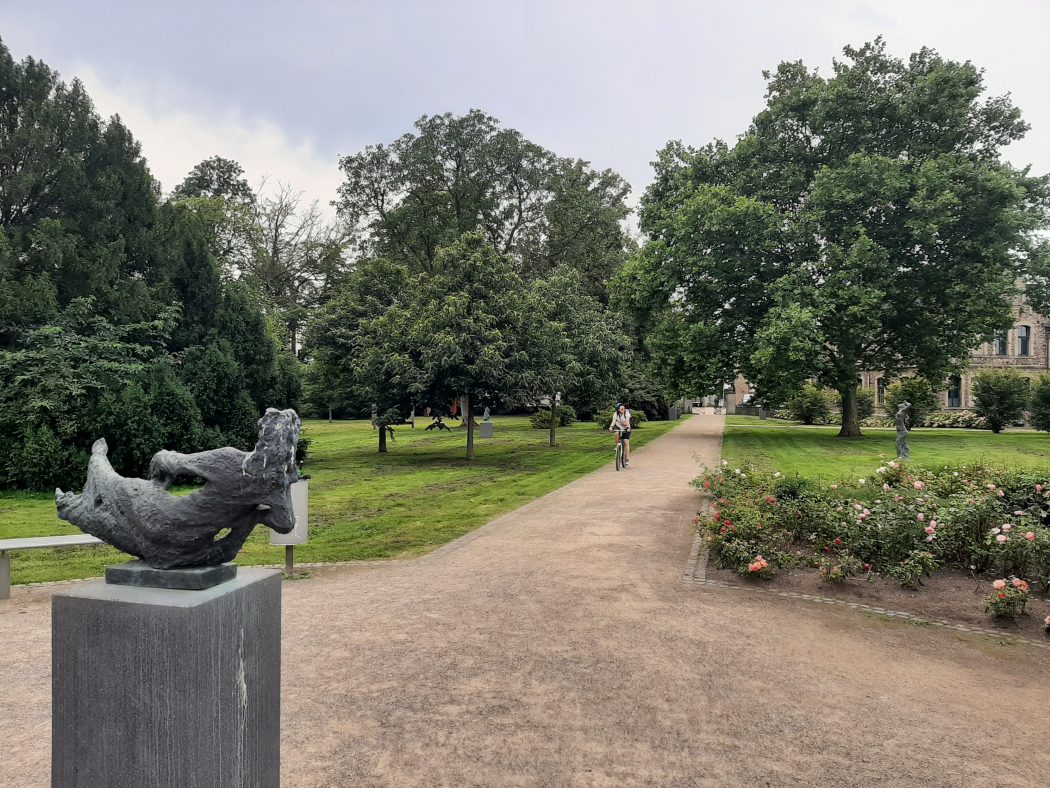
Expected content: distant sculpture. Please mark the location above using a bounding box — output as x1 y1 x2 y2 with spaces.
55 408 301 569
895 400 911 461
482 406 491 421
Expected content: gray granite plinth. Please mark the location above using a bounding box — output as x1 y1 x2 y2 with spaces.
106 559 237 589
479 421 494 438
52 569 281 788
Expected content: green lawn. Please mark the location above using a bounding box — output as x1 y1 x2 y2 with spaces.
0 416 680 585
722 416 1050 480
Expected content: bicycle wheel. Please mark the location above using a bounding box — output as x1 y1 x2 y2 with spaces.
615 442 623 471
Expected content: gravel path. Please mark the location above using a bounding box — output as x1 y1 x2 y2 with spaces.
2 415 1048 786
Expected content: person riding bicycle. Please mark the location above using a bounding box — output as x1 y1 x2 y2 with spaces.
608 403 632 467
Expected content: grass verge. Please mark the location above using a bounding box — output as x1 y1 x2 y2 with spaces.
721 416 1050 481
0 415 680 584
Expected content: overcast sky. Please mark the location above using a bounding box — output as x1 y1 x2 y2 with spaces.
2 1 1048 220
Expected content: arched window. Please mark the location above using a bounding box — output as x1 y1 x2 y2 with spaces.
876 377 886 406
948 375 962 408
1018 325 1031 356
995 331 1009 356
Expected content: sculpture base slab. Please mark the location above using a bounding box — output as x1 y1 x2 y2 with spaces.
479 421 494 438
52 569 281 788
106 559 237 589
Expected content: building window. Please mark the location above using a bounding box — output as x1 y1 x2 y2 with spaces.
1018 325 1031 356
948 375 962 408
995 332 1009 356
876 377 886 406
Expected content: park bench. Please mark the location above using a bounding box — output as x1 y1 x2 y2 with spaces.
0 534 103 599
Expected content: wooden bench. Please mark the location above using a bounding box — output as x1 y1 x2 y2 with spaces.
0 535 103 599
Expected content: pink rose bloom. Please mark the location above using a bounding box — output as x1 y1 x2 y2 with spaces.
863 509 871 516
917 513 925 521
883 483 890 491
925 534 935 542
986 484 996 491
1014 510 1025 516
913 481 925 490
998 490 1005 497
991 527 1001 535
1026 532 1036 542
1037 484 1044 493
924 526 935 535
993 579 1007 590
1002 524 1013 532
929 520 937 528
854 504 863 511
996 534 1008 543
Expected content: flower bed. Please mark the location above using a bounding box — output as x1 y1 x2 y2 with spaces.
694 460 1050 637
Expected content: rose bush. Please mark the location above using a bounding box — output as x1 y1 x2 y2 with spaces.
694 461 1050 601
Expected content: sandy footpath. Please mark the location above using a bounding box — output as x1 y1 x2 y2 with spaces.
2 415 1048 787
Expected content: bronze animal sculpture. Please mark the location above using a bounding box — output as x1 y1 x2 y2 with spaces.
55 408 301 569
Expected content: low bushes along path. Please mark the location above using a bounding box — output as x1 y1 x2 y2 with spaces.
2 415 1048 786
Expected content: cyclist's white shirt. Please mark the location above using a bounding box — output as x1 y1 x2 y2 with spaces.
611 410 632 431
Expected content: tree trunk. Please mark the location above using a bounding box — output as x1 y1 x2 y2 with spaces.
465 394 475 460
327 407 332 424
549 392 558 447
838 383 862 437
378 424 388 453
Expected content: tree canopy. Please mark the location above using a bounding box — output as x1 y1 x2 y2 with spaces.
0 38 301 489
336 109 632 300
619 38 1049 436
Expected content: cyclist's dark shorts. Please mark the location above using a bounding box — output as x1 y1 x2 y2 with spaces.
617 430 632 442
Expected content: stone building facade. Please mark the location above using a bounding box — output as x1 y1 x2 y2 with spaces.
861 298 1050 411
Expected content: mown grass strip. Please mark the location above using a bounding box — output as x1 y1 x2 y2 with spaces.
1 416 680 584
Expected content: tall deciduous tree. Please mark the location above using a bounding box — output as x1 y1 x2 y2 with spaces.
305 257 417 452
410 232 532 459
336 110 633 300
171 156 257 273
244 183 346 355
619 38 1049 437
525 268 629 446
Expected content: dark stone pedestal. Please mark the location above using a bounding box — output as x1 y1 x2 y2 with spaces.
52 569 281 788
106 559 237 589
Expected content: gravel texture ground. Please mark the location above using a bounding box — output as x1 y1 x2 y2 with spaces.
2 415 1048 786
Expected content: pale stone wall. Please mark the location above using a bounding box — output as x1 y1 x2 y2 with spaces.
861 296 1050 410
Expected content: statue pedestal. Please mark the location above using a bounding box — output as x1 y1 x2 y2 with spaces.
479 421 494 438
52 569 282 788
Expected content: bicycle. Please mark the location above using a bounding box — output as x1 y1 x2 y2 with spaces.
613 427 628 471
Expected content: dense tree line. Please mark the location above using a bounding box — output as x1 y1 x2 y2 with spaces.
307 110 664 457
0 39 302 490
619 38 1049 437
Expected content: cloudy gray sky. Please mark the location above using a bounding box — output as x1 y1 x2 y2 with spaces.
3 1 1048 218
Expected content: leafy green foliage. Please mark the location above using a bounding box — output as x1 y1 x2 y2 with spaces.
855 387 876 421
786 384 832 425
336 110 631 299
885 377 939 428
972 369 1030 432
695 459 1050 594
1028 374 1050 433
620 38 1048 438
529 405 577 429
0 40 299 488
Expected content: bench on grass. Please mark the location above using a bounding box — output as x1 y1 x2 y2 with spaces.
0 534 103 599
